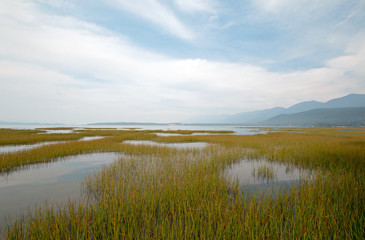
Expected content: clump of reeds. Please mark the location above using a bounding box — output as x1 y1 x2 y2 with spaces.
252 164 275 180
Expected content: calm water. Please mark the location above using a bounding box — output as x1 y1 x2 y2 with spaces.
0 141 64 154
154 132 233 137
154 133 185 137
0 136 105 154
79 136 105 141
103 124 269 135
0 152 122 228
225 158 313 192
123 140 209 149
39 129 74 134
0 124 270 135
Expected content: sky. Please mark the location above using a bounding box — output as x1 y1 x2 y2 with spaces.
0 0 364 124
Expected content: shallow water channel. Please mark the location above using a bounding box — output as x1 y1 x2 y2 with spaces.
0 136 105 154
0 152 122 228
123 140 209 149
225 158 313 192
39 129 75 134
0 141 64 154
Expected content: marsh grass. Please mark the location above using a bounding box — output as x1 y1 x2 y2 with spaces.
252 164 275 180
2 127 364 239
0 129 82 146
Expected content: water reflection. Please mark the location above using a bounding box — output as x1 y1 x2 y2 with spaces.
123 140 209 149
38 129 74 134
154 132 233 137
154 133 185 137
79 136 105 141
0 137 105 154
225 158 313 188
0 141 64 154
0 152 122 227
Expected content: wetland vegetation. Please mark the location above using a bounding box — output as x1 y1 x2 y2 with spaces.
0 127 364 239
252 164 275 180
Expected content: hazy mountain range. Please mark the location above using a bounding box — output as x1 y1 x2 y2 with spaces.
2 94 364 127
185 94 365 126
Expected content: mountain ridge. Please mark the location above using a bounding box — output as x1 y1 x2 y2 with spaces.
261 107 365 127
185 94 365 125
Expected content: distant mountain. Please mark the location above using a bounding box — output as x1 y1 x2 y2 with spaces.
221 107 286 124
261 107 365 127
185 94 365 125
286 101 324 113
186 108 287 124
325 94 365 108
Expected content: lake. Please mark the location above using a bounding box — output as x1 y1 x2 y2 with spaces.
0 124 271 135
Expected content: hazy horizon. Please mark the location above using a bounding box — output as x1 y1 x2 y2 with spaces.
1 0 365 124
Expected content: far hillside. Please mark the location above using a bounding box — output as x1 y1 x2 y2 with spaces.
185 94 365 126
261 107 365 127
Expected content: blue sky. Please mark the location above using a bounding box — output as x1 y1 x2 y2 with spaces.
0 0 364 123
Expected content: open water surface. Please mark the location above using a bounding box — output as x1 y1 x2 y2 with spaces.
123 140 209 149
1 124 271 135
0 136 105 154
0 152 122 228
0 141 65 154
225 158 314 193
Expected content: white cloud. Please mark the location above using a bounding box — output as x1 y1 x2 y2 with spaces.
0 0 364 123
327 34 365 77
254 0 288 13
34 0 74 9
253 0 365 29
109 0 194 41
174 0 215 13
254 0 341 14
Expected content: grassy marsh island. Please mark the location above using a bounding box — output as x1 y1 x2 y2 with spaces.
252 164 276 180
1 127 364 239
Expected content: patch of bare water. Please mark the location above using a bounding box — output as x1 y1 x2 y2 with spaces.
79 136 105 141
0 141 64 154
154 133 185 137
0 152 123 228
38 129 74 134
225 158 314 190
0 137 105 154
123 140 209 149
